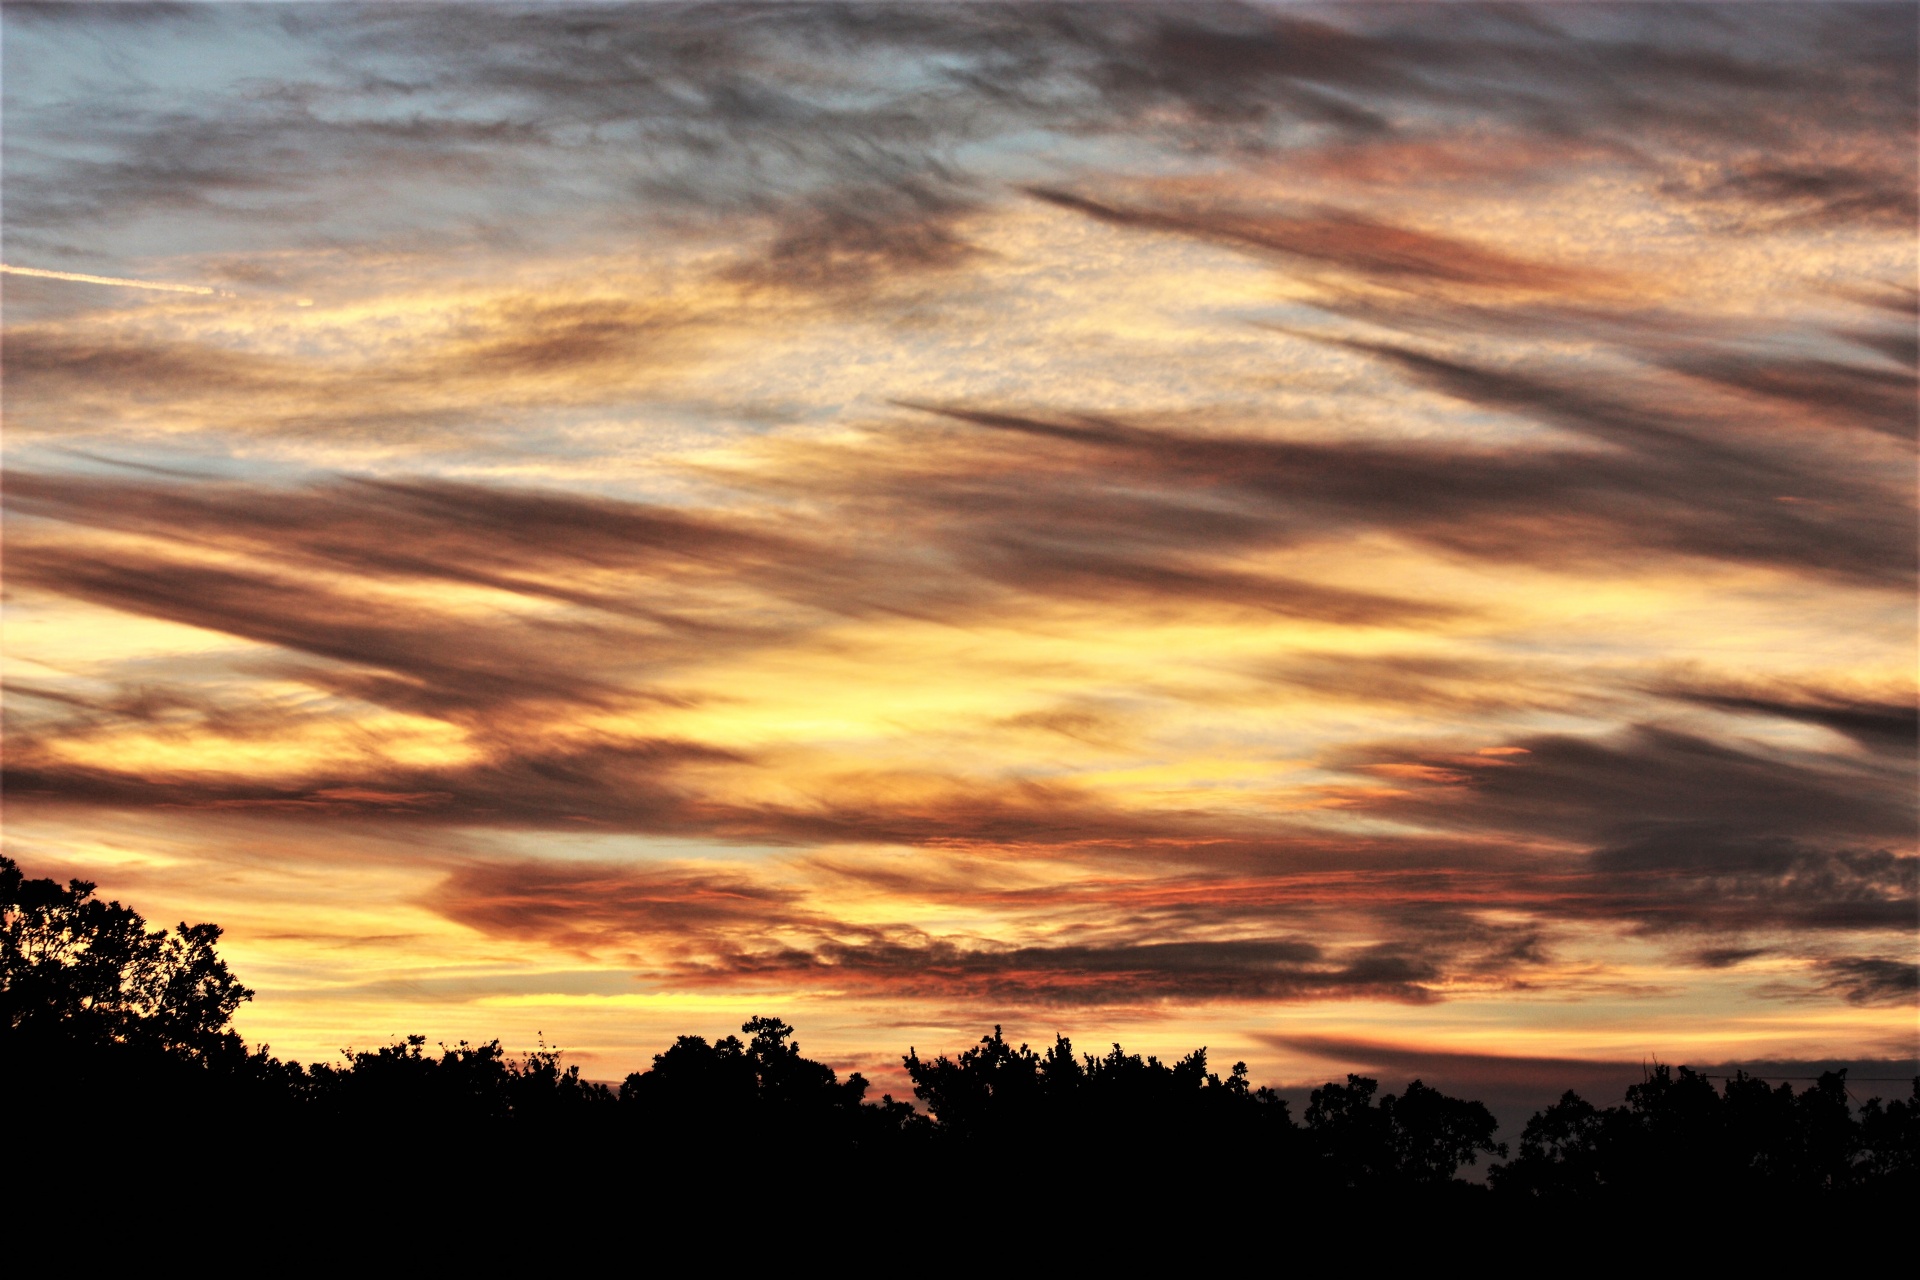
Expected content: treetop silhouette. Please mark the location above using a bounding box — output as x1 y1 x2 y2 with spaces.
1 853 252 1059
4 853 1913 1203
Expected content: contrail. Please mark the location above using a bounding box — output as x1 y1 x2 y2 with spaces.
1 262 227 296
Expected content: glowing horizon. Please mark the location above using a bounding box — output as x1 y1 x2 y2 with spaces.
2 2 1913 1096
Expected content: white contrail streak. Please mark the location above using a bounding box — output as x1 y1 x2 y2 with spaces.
1 262 226 295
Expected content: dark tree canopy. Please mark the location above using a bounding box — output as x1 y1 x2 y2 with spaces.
4 852 1913 1219
1491 1062 1915 1199
1306 1073 1506 1186
901 1025 1298 1167
1 854 252 1058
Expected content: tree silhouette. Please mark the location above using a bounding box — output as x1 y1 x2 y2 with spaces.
1856 1083 1920 1185
619 1014 921 1162
902 1023 1300 1188
1490 1064 1920 1201
1488 1090 1607 1200
4 851 1914 1208
1304 1073 1504 1187
1 854 252 1058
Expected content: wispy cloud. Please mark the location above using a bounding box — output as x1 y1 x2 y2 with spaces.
3 2 1911 1066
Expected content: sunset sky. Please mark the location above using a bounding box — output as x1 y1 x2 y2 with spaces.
3 2 1914 1102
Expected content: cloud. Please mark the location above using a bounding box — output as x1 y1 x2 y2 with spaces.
2 541 636 715
7 434 1459 691
400 823 1583 1008
1243 651 1572 715
1271 1034 1653 1099
1673 161 1920 231
3 735 740 831
1024 187 1603 292
421 855 1453 1005
4 3 203 27
1358 724 1913 845
1081 7 1413 128
1692 946 1773 970
1345 725 1917 936
429 858 806 958
720 179 984 294
11 2 1907 277
6 470 797 619
734 935 1444 1006
1661 351 1917 441
415 827 1904 1010
1359 725 1912 844
889 386 1914 592
1810 956 1920 1007
1322 342 1915 587
7 426 1910 963
1658 680 1918 755
4 3 1912 1038
3 330 292 407
2 292 700 442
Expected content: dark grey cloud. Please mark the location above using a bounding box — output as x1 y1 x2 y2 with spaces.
2 735 741 831
430 858 806 956
1660 681 1918 756
1693 945 1773 970
423 854 1456 1004
720 180 983 294
893 379 1914 591
1 79 532 264
1585 838 1914 935
1836 282 1920 319
1839 326 1919 369
1661 351 1917 441
417 827 1911 1004
1 540 637 715
1362 724 1912 848
5 442 1455 680
1326 342 1914 586
1810 956 1920 1007
736 935 1443 1005
5 469 794 609
1674 160 1920 231
1349 725 1917 936
4 678 316 745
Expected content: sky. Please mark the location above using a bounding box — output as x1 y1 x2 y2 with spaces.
3 1 1915 1104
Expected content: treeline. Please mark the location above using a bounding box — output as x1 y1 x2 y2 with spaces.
5 854 1914 1207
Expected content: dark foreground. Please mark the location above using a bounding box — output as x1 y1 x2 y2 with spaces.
5 854 1913 1237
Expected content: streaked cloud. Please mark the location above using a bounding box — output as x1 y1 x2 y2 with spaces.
3 2 1910 1072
